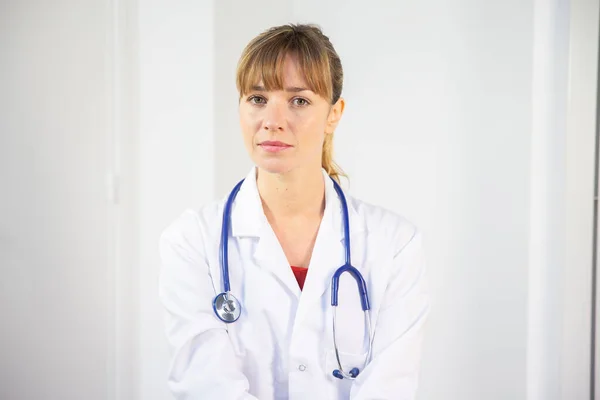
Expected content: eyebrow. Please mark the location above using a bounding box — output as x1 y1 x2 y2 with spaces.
251 85 311 93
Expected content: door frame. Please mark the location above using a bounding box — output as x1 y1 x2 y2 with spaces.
563 0 600 399
105 0 139 399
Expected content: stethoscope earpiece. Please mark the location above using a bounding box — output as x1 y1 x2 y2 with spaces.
332 368 360 380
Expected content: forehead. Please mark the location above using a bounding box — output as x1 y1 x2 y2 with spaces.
256 54 307 87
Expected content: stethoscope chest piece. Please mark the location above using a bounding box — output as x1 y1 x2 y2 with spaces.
213 292 241 323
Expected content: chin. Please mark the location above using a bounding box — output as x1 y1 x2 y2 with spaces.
254 158 294 175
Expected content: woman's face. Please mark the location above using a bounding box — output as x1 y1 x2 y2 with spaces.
239 53 344 176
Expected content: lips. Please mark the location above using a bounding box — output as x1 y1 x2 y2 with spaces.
259 141 291 147
258 141 292 153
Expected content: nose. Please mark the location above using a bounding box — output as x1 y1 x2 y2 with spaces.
263 100 285 131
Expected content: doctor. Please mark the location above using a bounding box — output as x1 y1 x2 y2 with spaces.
159 23 430 399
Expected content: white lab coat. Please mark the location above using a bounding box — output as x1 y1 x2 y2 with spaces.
158 167 430 400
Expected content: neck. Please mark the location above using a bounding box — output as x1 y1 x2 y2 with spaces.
256 166 326 220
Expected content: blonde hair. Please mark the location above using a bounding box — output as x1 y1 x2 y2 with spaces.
235 24 346 183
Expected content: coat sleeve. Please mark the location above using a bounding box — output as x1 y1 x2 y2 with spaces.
350 229 431 400
158 210 258 400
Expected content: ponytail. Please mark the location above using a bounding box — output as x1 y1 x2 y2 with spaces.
322 133 345 183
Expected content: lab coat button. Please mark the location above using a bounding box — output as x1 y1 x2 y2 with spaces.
298 364 307 371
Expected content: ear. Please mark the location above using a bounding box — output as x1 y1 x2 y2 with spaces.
325 98 345 134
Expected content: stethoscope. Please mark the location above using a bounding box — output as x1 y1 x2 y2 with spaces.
212 176 373 381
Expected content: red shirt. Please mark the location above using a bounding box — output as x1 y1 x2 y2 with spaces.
291 266 308 290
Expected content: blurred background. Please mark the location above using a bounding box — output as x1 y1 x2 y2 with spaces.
1 0 599 399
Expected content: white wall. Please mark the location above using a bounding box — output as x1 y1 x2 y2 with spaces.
0 1 114 399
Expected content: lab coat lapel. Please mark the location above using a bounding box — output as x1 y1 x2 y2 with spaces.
253 223 302 298
297 172 365 318
300 212 344 306
228 167 365 302
231 167 301 298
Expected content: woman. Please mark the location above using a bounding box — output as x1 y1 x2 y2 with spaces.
159 23 430 399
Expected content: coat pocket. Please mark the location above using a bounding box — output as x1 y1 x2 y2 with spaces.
324 348 369 380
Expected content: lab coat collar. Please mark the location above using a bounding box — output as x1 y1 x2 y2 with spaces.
228 167 265 238
229 166 366 300
229 166 365 239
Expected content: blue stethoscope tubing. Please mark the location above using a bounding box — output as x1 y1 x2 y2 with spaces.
213 176 373 380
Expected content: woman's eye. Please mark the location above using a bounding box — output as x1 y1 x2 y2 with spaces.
248 96 266 105
292 98 309 107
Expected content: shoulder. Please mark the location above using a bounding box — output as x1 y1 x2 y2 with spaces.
348 195 421 255
159 199 225 252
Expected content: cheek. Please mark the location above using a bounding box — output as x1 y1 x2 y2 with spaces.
293 113 327 143
239 111 260 139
